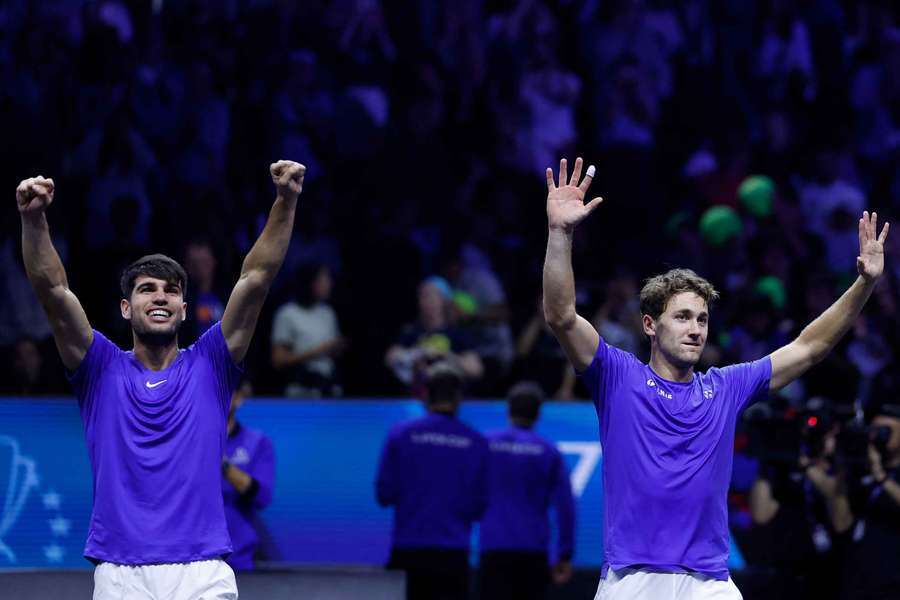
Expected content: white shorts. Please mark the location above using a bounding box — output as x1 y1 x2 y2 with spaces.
93 559 238 600
594 567 742 600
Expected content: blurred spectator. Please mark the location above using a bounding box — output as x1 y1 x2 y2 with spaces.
480 381 576 600
756 0 816 103
223 380 275 571
591 273 644 359
385 277 483 395
183 238 226 343
439 242 514 394
838 381 900 600
271 264 345 398
1 0 899 411
1 337 64 395
375 362 489 600
747 400 845 600
0 234 53 347
798 148 866 273
513 296 578 400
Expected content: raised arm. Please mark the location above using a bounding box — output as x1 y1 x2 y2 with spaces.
769 211 889 390
17 177 92 370
542 157 603 371
221 160 305 363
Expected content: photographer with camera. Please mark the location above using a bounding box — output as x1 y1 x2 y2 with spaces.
837 391 900 600
748 399 850 600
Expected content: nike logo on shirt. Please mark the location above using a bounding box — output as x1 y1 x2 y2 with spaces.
145 380 167 389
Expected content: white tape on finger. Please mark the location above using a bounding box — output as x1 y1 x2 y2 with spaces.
586 165 596 178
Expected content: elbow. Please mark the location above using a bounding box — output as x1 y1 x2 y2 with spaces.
545 310 576 333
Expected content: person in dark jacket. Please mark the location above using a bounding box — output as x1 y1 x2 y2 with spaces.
480 381 576 600
376 361 489 600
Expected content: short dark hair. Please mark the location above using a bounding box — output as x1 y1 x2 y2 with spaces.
120 254 188 298
639 268 719 320
293 263 328 308
425 362 464 405
507 381 544 422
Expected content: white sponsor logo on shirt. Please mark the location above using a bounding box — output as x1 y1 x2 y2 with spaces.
145 380 167 389
490 441 545 455
411 432 472 448
230 447 250 465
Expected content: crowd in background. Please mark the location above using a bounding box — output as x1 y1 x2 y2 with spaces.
2 0 900 406
2 1 900 597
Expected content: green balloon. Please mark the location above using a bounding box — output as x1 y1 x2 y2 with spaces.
738 175 774 217
452 290 479 315
699 205 743 246
753 276 786 310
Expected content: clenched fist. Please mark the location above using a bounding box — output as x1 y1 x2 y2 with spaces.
16 176 55 216
270 160 306 200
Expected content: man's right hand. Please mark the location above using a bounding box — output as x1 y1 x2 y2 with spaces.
552 558 573 584
16 176 55 216
546 157 602 233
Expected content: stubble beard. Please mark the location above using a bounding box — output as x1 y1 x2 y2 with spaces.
133 318 181 348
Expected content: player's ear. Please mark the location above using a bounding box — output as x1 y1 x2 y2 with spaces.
642 314 656 338
182 302 187 321
121 298 132 320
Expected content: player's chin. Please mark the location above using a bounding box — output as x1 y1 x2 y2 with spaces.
133 318 182 337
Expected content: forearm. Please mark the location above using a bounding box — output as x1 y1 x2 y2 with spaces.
806 465 854 532
797 276 875 360
240 194 298 283
21 213 68 295
515 318 542 356
881 477 900 507
272 342 332 370
224 462 254 495
542 229 577 328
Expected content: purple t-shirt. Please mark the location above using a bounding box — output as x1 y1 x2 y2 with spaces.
579 339 770 580
481 426 576 558
223 423 275 570
69 322 242 564
376 413 489 550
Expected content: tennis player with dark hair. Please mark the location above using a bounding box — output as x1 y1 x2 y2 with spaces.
479 381 576 600
376 361 489 600
542 157 889 599
16 160 305 599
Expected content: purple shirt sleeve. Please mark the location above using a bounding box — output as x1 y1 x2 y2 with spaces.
717 356 772 415
551 448 577 560
577 337 640 412
247 435 275 510
191 322 244 414
67 330 120 416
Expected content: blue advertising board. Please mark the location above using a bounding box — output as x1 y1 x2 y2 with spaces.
0 398 743 571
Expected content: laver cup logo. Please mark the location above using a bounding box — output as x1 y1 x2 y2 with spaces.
0 435 72 565
0 436 39 563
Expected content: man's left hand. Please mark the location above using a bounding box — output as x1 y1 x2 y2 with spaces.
270 160 306 200
857 211 890 282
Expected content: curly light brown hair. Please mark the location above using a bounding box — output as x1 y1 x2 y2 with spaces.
639 268 719 320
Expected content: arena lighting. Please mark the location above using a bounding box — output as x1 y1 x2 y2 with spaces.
807 416 819 427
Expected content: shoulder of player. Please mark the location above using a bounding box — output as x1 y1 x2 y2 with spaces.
600 339 644 366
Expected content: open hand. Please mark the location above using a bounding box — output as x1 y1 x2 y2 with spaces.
546 157 602 233
16 176 55 216
857 211 890 282
270 160 306 200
